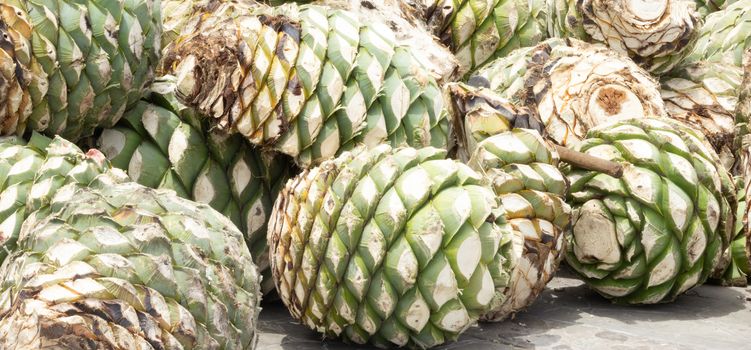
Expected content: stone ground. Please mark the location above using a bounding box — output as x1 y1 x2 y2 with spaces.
257 268 751 349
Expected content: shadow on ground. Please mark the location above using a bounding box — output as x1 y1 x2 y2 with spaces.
257 267 751 350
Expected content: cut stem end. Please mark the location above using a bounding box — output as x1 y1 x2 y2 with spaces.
556 145 624 178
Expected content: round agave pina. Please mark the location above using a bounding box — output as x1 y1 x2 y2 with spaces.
660 61 742 169
0 178 262 348
467 128 570 321
162 3 451 167
565 117 736 304
686 0 751 67
0 133 112 265
565 0 700 74
473 38 666 148
0 0 161 141
268 145 518 348
97 77 293 294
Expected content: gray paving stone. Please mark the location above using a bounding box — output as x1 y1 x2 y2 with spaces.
257 269 751 350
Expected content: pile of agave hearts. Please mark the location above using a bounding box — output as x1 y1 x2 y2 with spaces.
0 0 749 348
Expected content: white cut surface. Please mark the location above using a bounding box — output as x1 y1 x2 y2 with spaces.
665 152 698 187
704 193 721 232
626 0 667 21
361 111 388 147
38 282 92 304
45 240 90 266
246 199 266 235
0 215 18 242
647 245 679 287
666 182 691 231
231 159 253 196
0 146 19 159
396 245 419 287
584 144 621 162
438 308 470 333
336 292 356 323
502 193 532 218
431 261 459 309
347 262 368 303
29 178 54 203
623 165 658 204
175 55 198 99
9 155 35 176
683 221 707 267
573 200 621 265
26 261 98 289
318 128 341 161
619 139 658 163
142 107 160 137
87 226 130 252
0 186 18 212
168 129 189 166
397 168 431 205
98 129 126 158
402 294 430 332
456 233 482 280
193 170 216 204
476 268 495 306
511 218 540 241
640 217 665 262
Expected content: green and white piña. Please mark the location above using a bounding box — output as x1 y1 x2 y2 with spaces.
97 77 293 294
0 135 263 348
0 0 161 140
269 145 518 348
164 3 451 166
565 117 736 303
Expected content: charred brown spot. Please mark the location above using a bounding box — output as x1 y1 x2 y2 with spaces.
541 232 555 245
136 310 165 350
41 322 69 340
0 21 29 89
102 302 134 329
0 20 14 54
258 14 301 35
467 75 490 89
596 87 627 115
288 75 302 96
279 22 301 47
162 28 238 117
566 14 580 29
